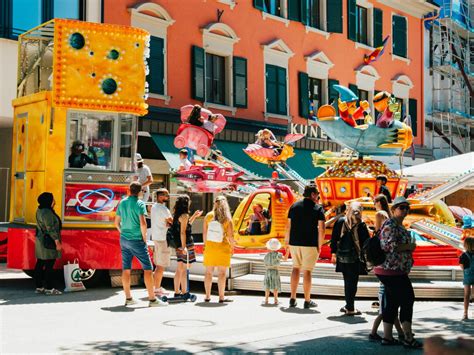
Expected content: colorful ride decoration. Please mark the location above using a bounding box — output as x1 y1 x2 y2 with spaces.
364 35 390 65
233 183 295 249
243 134 304 165
174 160 244 193
174 105 226 157
316 159 407 207
316 100 412 156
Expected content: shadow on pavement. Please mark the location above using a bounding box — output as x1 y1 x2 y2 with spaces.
279 306 320 314
100 305 137 313
194 301 227 308
327 315 368 324
413 316 474 335
60 340 194 354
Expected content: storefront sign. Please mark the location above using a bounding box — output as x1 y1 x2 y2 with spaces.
289 123 327 140
64 183 128 222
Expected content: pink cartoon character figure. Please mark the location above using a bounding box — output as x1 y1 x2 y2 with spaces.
174 105 226 157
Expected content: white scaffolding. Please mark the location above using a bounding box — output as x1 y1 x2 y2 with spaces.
429 0 473 158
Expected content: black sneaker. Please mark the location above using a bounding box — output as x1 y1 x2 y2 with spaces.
304 300 317 309
289 298 297 308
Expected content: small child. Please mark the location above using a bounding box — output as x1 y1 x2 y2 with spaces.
459 237 474 320
203 114 218 134
178 149 192 172
263 238 282 305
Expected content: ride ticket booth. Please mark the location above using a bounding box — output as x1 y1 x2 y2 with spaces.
7 19 149 270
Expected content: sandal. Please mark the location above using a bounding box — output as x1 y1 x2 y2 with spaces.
204 298 211 303
44 288 62 295
381 338 402 346
340 307 348 313
402 338 423 349
35 288 45 294
345 309 362 316
219 298 233 303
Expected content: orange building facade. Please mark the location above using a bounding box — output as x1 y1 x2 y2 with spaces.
103 0 437 149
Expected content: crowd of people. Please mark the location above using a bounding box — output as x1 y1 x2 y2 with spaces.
33 177 473 349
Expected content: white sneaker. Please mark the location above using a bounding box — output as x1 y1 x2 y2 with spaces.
149 298 168 307
124 298 137 306
35 288 45 294
44 288 62 295
154 287 169 296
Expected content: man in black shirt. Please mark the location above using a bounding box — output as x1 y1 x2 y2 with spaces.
376 174 392 203
284 184 326 309
68 141 98 168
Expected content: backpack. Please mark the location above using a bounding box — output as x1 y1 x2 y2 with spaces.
166 220 181 249
363 229 386 268
207 220 224 243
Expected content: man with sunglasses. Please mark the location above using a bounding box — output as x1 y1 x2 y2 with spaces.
374 196 421 349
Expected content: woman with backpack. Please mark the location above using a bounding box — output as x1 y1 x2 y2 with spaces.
171 195 202 297
331 202 370 315
375 196 421 349
203 196 236 303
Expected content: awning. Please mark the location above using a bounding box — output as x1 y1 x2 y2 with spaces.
151 134 324 181
151 134 181 169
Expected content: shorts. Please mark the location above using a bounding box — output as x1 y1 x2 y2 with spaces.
378 283 386 315
176 242 196 264
120 237 153 271
290 246 319 271
153 240 171 267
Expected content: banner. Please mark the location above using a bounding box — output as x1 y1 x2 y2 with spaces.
64 183 128 222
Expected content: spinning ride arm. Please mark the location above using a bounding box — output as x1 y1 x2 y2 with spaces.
415 169 474 203
273 163 307 194
410 220 463 251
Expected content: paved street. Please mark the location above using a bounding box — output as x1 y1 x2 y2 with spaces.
1 265 473 354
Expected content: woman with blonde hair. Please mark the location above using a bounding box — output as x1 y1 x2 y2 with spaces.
203 195 236 303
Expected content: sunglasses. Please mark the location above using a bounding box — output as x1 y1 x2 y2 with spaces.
397 205 410 211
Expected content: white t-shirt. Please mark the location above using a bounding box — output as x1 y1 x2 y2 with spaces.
180 158 192 170
203 120 216 134
137 164 152 194
151 203 172 241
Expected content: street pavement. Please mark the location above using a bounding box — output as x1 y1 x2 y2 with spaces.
1 265 473 354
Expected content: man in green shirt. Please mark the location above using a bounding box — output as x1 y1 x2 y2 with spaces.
115 182 167 307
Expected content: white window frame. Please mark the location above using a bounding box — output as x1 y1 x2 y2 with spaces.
305 51 334 106
217 0 236 10
391 13 411 64
201 22 240 115
391 75 413 114
261 0 289 27
262 39 294 120
355 64 380 114
130 3 175 104
305 0 330 38
354 0 375 50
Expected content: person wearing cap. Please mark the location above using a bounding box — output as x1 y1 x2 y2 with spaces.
203 195 235 303
135 153 153 202
376 174 392 203
263 238 283 305
330 202 370 315
150 188 173 297
68 140 98 168
285 184 326 309
178 149 193 172
374 196 421 348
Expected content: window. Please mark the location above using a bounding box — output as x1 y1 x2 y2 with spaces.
356 5 368 45
309 77 323 113
119 116 136 172
266 64 287 115
148 36 165 95
205 53 227 105
12 0 42 37
392 15 407 58
264 0 283 17
54 0 81 19
307 0 321 29
358 89 369 102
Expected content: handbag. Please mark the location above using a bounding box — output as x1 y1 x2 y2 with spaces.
350 223 369 274
37 226 56 250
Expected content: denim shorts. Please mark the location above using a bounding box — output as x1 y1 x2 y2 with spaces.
120 237 153 270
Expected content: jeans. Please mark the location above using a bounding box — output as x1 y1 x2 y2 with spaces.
120 237 153 270
34 259 56 289
376 274 415 324
341 264 359 311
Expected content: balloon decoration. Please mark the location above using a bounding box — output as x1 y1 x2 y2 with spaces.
52 19 149 115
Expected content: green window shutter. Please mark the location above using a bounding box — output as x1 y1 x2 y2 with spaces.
326 0 342 33
266 65 277 114
253 0 265 11
233 56 247 108
277 67 287 115
300 0 308 25
288 0 301 21
148 36 164 95
373 8 383 47
409 98 418 137
393 15 407 58
347 0 356 41
349 84 358 105
191 45 205 101
328 78 340 114
298 72 309 118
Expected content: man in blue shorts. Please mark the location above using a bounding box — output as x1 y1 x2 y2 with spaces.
115 182 167 307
